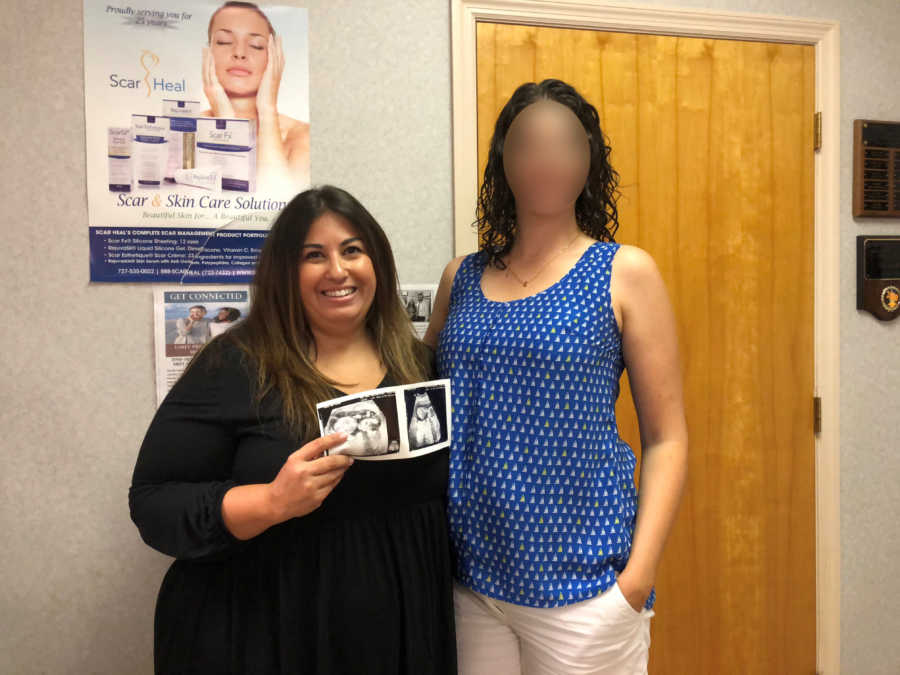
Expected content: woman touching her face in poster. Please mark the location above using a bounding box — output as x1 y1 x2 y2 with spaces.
202 1 310 189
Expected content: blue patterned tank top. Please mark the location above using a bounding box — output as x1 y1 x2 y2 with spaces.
437 241 655 609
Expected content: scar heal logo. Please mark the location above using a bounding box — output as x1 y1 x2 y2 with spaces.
108 50 185 94
140 50 160 97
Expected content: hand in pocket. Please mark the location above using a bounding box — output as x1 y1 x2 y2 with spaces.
615 569 650 614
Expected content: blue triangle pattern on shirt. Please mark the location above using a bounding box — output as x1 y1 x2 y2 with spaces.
437 241 656 609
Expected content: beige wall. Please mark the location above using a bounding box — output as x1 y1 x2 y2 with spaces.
0 0 897 673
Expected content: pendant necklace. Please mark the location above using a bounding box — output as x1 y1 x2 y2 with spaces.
505 231 582 288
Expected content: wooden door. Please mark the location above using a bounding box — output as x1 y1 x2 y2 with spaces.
476 23 816 674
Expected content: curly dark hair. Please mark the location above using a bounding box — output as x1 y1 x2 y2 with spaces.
477 78 620 269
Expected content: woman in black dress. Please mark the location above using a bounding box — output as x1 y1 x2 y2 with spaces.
129 185 456 674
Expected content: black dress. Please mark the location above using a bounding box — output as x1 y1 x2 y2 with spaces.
129 341 457 674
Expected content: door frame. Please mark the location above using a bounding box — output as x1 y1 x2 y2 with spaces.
450 2 841 673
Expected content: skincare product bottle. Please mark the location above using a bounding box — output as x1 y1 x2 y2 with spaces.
131 115 168 188
182 132 196 170
161 99 201 182
195 118 257 192
164 117 198 183
107 126 132 192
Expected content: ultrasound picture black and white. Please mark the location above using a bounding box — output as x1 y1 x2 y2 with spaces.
404 388 447 451
321 396 400 457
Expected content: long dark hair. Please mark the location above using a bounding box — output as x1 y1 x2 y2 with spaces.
215 186 430 437
477 78 620 268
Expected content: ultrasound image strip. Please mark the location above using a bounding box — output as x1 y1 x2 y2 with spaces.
317 379 451 461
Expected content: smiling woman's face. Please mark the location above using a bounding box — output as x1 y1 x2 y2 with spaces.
208 6 270 97
298 211 377 339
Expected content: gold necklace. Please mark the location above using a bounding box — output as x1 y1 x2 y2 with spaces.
505 231 582 288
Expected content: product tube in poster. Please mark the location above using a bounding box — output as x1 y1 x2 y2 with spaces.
107 126 132 192
162 99 201 183
174 168 222 190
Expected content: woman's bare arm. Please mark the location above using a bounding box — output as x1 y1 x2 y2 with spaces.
423 256 465 349
610 244 689 611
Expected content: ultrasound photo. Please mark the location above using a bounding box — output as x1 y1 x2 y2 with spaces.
317 379 451 461
319 394 400 457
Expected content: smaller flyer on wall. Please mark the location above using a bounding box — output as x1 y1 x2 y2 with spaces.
400 284 437 339
153 285 251 405
317 380 451 461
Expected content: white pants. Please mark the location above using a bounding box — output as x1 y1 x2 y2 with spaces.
454 581 653 675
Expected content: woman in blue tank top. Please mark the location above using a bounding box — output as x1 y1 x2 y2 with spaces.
425 79 688 674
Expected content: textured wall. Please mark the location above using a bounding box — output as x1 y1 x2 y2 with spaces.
0 0 897 673
0 1 451 672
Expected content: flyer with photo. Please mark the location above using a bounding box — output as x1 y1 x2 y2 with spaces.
400 284 437 339
153 285 251 404
317 380 451 461
83 1 309 282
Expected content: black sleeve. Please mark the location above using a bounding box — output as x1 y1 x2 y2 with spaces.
129 342 247 561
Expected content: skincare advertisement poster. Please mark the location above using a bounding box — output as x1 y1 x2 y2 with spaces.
83 1 309 283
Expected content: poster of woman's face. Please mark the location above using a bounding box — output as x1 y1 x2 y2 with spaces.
83 1 311 235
